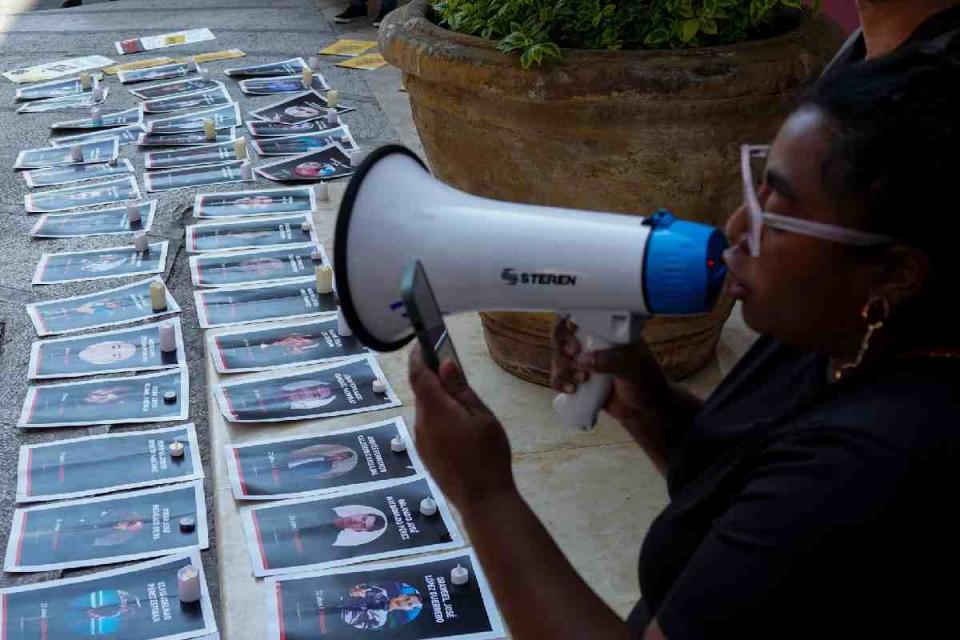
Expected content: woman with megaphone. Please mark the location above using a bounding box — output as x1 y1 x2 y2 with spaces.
408 49 960 639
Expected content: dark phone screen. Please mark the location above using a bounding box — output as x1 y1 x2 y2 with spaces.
403 261 461 371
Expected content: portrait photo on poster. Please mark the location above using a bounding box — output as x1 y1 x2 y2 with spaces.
32 241 168 285
137 127 237 147
254 143 353 183
214 354 399 423
51 105 144 130
248 90 353 126
23 158 135 189
265 549 505 640
246 118 340 137
146 103 241 134
224 57 308 78
17 423 203 503
145 138 245 170
192 185 316 219
224 416 425 500
142 85 232 114
0 550 218 640
14 137 118 170
4 481 208 573
243 476 462 576
189 243 327 288
144 161 253 193
185 213 316 253
25 175 141 214
250 126 358 156
128 77 224 101
26 276 180 337
192 276 335 329
28 318 185 380
118 61 195 84
30 200 157 238
18 367 189 428
238 73 330 96
14 73 102 101
208 315 369 374
51 123 146 147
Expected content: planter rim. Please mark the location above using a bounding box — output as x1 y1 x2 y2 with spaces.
382 0 836 67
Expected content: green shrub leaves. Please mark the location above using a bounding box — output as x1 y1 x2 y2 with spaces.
432 0 814 68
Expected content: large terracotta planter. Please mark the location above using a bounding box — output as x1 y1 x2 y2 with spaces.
380 1 842 385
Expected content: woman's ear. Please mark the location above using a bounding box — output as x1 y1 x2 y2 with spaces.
871 245 931 308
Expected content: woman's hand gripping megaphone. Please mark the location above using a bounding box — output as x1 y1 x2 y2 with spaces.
550 311 650 430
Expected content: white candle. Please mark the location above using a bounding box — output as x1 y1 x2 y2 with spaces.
315 265 333 294
70 146 84 163
326 89 339 108
451 564 469 586
150 281 167 312
302 68 313 88
169 440 185 457
93 86 105 102
315 181 329 201
419 497 437 517
79 72 91 89
159 321 176 352
133 231 149 253
372 379 387 394
390 435 406 453
126 200 141 223
240 162 253 180
177 565 202 603
300 220 312 232
337 308 353 337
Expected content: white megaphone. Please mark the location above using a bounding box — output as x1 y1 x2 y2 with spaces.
335 146 728 430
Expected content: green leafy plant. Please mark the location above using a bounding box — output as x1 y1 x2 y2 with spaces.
432 0 820 68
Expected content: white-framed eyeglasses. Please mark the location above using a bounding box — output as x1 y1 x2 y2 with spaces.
740 144 896 257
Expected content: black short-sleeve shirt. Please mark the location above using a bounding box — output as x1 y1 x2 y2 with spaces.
628 337 960 638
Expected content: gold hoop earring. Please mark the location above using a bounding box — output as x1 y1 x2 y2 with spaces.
834 297 890 382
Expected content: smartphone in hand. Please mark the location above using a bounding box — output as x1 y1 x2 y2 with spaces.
401 259 462 373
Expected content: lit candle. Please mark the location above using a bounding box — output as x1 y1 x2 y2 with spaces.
169 440 185 457
233 138 247 160
177 565 202 603
203 119 216 141
315 265 333 294
150 281 167 312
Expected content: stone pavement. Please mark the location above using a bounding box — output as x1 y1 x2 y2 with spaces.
0 0 757 637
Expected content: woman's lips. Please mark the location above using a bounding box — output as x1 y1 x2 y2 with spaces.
722 247 750 299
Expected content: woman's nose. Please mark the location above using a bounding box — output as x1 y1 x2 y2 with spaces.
725 203 749 248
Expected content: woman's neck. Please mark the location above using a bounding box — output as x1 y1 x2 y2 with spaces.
856 0 958 58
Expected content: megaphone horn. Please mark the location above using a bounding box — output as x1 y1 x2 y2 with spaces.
335 145 727 430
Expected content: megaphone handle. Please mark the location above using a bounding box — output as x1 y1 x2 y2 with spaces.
552 332 614 431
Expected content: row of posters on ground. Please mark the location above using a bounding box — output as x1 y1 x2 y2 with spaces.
0 548 503 640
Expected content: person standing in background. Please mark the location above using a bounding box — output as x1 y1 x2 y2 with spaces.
335 0 397 27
